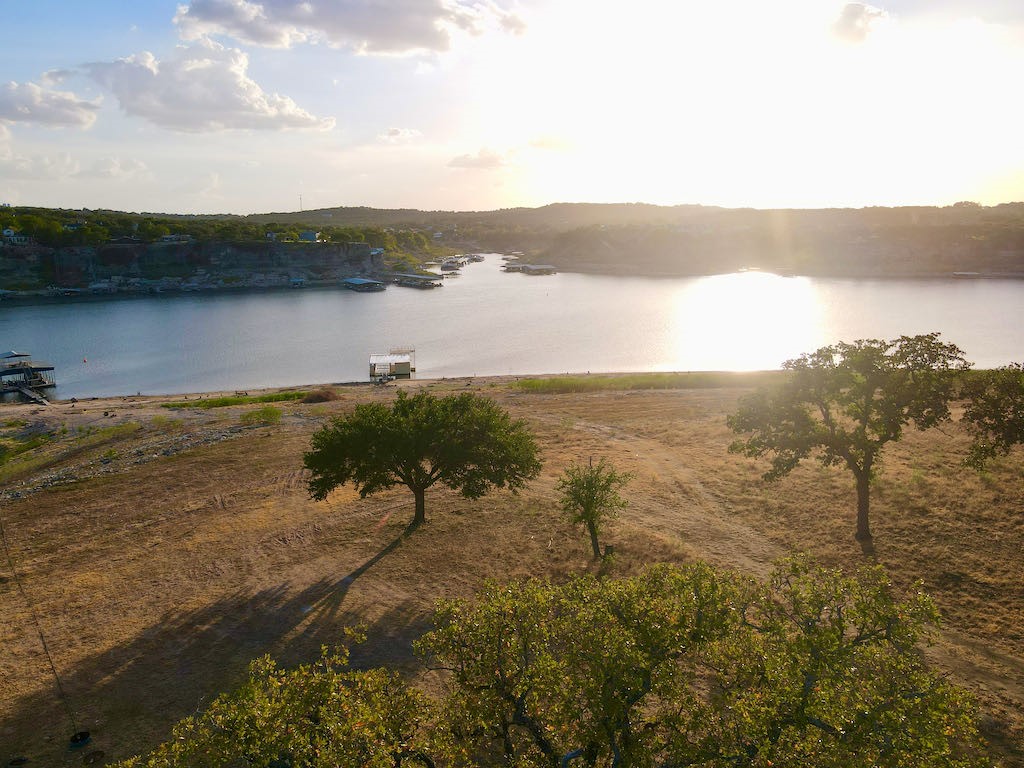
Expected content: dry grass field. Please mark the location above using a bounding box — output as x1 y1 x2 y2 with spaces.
0 376 1022 766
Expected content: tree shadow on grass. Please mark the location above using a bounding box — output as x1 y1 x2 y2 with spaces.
1 523 428 767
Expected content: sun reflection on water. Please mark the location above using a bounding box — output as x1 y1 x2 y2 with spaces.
670 271 825 370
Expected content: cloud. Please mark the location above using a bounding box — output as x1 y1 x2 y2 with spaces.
174 0 524 54
0 146 80 180
84 39 334 132
378 126 422 143
448 148 508 168
40 69 76 87
75 156 150 180
833 2 889 43
0 81 100 127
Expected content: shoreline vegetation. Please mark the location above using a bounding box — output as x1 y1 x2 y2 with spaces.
0 372 1022 765
3 201 1024 297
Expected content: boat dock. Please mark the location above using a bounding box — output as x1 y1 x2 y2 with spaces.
392 273 443 289
1 351 56 404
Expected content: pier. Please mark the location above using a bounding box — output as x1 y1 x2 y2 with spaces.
1 351 56 404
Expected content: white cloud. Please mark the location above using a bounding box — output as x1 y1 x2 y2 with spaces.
75 156 150 180
40 69 76 87
0 81 100 127
833 2 889 42
0 145 80 180
448 148 508 168
174 0 524 54
84 39 334 132
379 126 422 143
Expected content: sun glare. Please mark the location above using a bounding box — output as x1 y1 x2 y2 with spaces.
670 272 824 371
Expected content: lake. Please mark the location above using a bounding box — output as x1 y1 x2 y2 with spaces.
1 254 1022 399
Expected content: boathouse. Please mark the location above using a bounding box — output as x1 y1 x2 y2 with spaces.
342 277 386 292
1 351 55 403
369 348 416 379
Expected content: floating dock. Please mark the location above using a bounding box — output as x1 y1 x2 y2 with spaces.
1 351 56 404
342 277 386 292
392 273 443 289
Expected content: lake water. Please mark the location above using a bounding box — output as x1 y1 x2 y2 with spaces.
1 254 1022 399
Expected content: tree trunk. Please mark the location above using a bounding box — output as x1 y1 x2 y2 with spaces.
587 522 601 559
855 471 871 541
413 487 426 527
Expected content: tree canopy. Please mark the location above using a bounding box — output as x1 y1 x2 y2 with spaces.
112 639 437 768
727 333 970 541
304 390 541 526
961 363 1024 469
557 457 632 558
117 559 986 767
418 557 984 767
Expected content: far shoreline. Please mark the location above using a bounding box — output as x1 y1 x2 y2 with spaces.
4 266 1024 309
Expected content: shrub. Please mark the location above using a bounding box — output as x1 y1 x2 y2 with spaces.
240 406 282 426
302 387 339 404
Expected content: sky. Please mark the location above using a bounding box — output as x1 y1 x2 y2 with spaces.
2 0 1024 215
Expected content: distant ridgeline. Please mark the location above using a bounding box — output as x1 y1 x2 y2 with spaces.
2 202 1024 287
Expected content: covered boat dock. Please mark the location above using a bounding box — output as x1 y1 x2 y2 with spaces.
1 351 56 404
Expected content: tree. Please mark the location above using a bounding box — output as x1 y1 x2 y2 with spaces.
557 458 632 558
727 333 969 541
304 390 541 527
961 363 1024 469
417 563 743 767
417 559 986 768
112 640 438 768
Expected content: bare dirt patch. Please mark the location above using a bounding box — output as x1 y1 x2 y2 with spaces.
1 379 1022 765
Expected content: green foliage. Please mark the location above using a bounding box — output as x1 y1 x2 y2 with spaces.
961 363 1024 469
516 371 778 394
728 333 970 540
304 390 541 526
111 643 435 768
240 406 282 426
557 458 632 558
162 391 305 409
150 414 185 432
0 421 55 466
419 557 986 768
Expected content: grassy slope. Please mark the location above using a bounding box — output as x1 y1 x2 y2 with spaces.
0 379 1021 765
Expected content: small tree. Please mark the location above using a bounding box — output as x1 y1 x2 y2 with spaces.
557 458 631 558
961 362 1024 469
304 390 541 527
728 333 969 541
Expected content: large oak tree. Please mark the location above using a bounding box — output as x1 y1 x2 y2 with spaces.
962 362 1024 469
304 390 541 527
727 333 969 541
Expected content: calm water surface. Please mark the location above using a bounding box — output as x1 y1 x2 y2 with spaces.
1 255 1021 399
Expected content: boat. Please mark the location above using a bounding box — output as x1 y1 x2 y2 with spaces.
392 273 443 289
